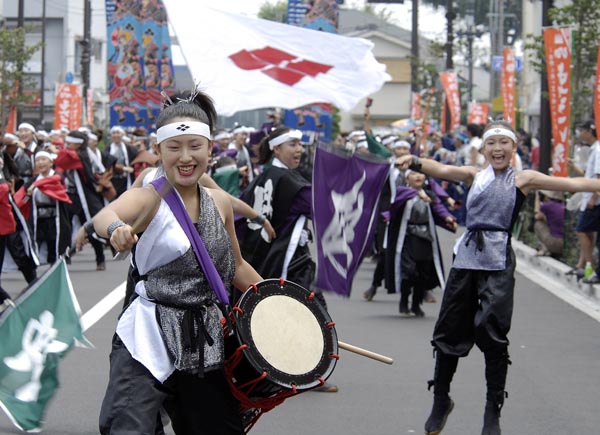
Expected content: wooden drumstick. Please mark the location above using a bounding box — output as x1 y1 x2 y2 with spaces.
338 340 394 365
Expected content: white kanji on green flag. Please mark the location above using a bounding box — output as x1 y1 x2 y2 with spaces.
0 259 90 432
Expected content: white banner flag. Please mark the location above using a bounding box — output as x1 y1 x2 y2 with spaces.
162 3 391 115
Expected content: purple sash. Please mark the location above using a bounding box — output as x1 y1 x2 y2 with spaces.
150 177 230 305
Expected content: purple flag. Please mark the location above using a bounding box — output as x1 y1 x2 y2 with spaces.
312 145 390 297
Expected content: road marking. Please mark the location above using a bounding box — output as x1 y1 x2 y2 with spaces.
81 281 126 332
516 262 600 323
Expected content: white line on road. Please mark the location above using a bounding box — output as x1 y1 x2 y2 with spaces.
516 262 600 323
81 281 126 332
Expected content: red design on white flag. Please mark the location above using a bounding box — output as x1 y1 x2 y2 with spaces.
161 3 390 115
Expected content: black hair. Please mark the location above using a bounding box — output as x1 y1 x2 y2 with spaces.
67 130 89 149
483 120 516 136
156 89 217 134
214 155 236 169
257 126 294 165
466 123 483 138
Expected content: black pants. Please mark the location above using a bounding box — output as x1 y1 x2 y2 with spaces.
99 335 244 435
432 249 515 357
2 231 37 283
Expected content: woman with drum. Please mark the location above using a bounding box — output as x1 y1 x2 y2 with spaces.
238 126 338 392
94 88 262 435
396 120 600 435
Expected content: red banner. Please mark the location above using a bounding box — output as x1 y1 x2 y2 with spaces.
501 47 516 128
595 39 600 137
410 92 421 121
5 106 17 134
544 27 572 177
439 72 461 131
53 83 82 131
468 102 489 125
87 88 93 126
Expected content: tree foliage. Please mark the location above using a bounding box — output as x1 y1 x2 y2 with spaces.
524 0 600 122
258 1 288 22
0 26 42 130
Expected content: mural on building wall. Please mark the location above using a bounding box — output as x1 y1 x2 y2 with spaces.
105 0 176 129
286 0 340 144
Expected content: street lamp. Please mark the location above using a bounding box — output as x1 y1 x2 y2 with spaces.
456 1 483 105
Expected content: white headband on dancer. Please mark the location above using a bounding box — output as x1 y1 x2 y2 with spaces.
156 121 211 144
65 135 84 144
268 130 303 150
482 127 517 144
35 151 55 161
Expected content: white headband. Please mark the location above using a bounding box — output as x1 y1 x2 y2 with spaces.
35 151 55 161
268 130 303 150
391 140 411 149
65 136 84 144
482 127 517 144
88 133 98 141
4 133 18 142
156 121 211 144
382 136 398 146
213 132 231 141
110 126 125 134
18 123 36 133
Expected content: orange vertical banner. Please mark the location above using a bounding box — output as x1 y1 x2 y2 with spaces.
87 88 94 126
468 102 489 125
595 39 600 136
543 27 572 177
54 84 82 131
5 107 17 134
440 95 447 133
410 92 421 121
439 72 461 131
501 47 516 128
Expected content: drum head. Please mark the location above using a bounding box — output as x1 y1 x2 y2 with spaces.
234 279 338 390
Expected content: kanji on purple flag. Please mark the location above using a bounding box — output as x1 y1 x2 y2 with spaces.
312 145 390 297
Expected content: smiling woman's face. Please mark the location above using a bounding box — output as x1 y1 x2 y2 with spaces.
273 139 304 169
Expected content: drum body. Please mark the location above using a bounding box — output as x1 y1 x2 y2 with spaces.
224 278 338 431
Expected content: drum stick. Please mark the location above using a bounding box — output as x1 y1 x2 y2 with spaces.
113 180 173 260
338 340 394 365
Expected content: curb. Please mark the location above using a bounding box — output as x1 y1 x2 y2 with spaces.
513 240 600 322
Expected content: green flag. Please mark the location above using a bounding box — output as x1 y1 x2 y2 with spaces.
0 259 90 432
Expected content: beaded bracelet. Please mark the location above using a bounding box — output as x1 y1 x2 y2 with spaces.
106 220 126 238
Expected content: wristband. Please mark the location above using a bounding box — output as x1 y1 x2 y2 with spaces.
84 221 95 237
250 214 266 226
107 219 126 238
408 156 422 171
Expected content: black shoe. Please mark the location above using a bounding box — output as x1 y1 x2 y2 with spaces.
363 286 376 301
565 267 584 276
481 401 501 435
425 395 454 435
582 273 600 284
412 305 425 317
399 301 410 314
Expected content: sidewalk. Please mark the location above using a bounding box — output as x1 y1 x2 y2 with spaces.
512 239 600 322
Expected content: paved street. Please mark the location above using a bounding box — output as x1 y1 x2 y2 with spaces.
1 229 599 435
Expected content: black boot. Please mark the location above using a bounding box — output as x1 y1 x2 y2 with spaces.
411 287 425 317
482 349 510 435
424 351 459 434
425 394 454 434
481 394 504 435
399 292 409 314
363 285 376 301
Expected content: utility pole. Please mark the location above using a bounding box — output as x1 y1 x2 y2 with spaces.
410 0 419 93
39 0 46 126
81 0 91 126
539 0 553 175
17 0 25 125
456 0 483 104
